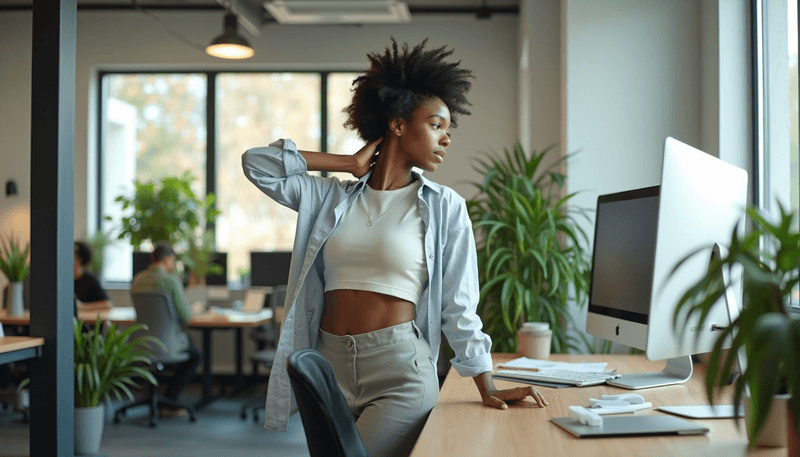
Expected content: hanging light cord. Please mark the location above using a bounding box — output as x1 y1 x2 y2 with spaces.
130 0 207 54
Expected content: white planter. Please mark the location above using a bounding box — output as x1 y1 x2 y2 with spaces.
7 281 24 316
75 404 105 455
746 393 792 447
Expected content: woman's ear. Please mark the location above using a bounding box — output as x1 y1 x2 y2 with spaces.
388 117 404 137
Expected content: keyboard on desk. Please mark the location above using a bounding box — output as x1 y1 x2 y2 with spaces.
498 369 618 387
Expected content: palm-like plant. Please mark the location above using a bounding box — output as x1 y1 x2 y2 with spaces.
73 317 163 408
0 234 30 283
466 143 593 353
673 204 799 447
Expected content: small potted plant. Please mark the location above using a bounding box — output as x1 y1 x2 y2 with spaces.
0 234 30 316
673 204 799 450
20 317 163 454
182 231 224 287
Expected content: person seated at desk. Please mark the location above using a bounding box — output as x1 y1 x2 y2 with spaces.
131 241 202 418
74 241 112 313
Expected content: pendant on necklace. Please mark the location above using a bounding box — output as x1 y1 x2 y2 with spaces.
367 221 373 227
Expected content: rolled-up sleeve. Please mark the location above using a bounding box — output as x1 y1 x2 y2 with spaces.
242 138 309 212
440 199 493 377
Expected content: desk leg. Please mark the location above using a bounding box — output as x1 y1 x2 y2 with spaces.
235 328 244 390
193 328 220 410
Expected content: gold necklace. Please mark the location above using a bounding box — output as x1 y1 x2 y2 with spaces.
366 184 412 227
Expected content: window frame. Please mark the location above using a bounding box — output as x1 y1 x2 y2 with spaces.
95 69 359 286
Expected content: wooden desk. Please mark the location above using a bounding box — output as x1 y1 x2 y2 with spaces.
411 354 781 457
0 336 45 365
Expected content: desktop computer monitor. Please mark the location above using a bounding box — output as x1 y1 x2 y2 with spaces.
585 137 748 389
132 251 151 278
204 252 228 286
250 251 292 287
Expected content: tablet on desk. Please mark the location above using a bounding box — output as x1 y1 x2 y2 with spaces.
551 415 709 438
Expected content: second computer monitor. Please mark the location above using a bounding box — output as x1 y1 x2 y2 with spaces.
586 137 748 389
205 252 228 286
250 251 292 287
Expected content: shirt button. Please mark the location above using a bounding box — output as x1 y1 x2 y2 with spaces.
346 341 353 348
429 254 434 259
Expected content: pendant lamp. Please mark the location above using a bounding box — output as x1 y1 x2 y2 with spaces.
206 13 254 60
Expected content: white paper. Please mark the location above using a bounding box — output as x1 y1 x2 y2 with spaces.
495 356 609 373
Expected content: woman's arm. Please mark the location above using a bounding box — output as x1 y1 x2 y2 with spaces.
299 137 381 177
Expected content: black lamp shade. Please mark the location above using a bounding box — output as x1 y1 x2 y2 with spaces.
5 180 17 197
206 13 254 59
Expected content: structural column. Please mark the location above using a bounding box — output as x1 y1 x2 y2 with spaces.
29 1 76 456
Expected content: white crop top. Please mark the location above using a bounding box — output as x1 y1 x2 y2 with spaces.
323 180 427 304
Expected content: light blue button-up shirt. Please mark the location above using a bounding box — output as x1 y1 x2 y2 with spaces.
242 139 493 431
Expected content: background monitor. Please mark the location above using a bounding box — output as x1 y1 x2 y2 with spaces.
132 251 151 278
585 137 748 389
204 252 228 286
250 251 292 287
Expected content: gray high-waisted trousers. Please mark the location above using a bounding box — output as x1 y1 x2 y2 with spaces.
318 321 439 457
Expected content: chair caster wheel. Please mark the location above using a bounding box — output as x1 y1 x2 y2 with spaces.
149 420 157 428
240 411 247 420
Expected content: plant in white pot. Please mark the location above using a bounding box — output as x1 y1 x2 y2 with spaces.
673 204 799 451
23 317 162 454
0 234 30 316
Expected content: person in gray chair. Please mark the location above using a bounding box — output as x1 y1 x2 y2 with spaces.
131 241 202 418
74 241 113 314
243 39 548 457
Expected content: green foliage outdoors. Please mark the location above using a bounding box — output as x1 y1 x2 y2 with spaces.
73 317 163 408
106 171 220 252
86 230 112 277
0 234 30 283
673 204 800 447
466 143 596 354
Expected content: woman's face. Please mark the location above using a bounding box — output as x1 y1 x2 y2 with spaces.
394 97 452 172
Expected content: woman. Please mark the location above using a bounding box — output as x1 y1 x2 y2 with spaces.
242 39 548 457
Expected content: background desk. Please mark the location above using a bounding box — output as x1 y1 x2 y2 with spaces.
0 308 272 410
411 354 781 457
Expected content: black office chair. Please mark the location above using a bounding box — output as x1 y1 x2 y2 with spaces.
113 291 197 428
239 285 286 422
287 349 368 457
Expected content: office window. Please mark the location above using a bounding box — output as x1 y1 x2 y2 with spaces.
98 71 361 284
755 0 799 307
215 73 321 284
100 73 207 283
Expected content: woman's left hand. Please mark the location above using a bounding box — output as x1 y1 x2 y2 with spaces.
481 386 549 410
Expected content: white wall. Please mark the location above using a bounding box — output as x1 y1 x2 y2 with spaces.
0 10 519 244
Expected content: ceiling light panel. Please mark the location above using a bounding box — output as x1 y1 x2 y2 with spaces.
264 1 411 24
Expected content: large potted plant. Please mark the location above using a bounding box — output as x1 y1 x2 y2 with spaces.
20 317 162 454
106 171 220 252
0 234 30 316
673 204 799 451
466 143 594 353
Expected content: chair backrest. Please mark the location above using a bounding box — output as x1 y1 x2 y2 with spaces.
287 349 367 457
130 291 188 363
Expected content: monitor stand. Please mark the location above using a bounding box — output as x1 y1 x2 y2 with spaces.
605 355 693 389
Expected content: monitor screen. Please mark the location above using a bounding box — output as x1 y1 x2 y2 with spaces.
132 251 151 278
250 251 292 287
588 186 660 325
205 252 228 286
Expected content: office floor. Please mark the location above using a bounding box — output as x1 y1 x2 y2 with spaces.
0 383 311 457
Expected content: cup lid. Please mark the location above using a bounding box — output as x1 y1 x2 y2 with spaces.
522 322 550 332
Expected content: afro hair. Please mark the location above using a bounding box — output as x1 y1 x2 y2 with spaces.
343 38 474 142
